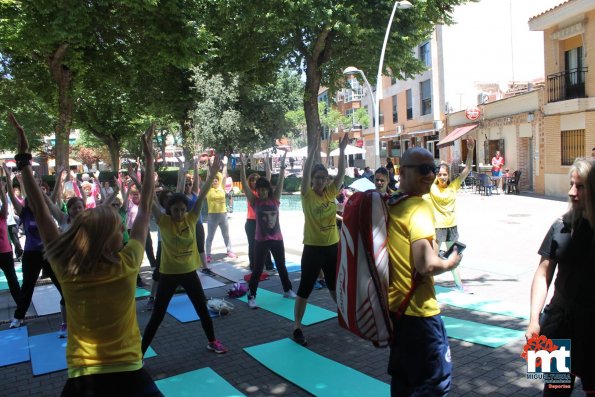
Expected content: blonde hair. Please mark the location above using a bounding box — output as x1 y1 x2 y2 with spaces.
45 206 122 276
563 157 595 230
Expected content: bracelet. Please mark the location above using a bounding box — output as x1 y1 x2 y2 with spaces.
15 153 32 171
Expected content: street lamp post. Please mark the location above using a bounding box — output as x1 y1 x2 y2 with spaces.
344 0 412 170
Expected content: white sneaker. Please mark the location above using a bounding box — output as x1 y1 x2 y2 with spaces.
58 323 67 338
283 289 297 299
9 318 23 328
248 296 258 309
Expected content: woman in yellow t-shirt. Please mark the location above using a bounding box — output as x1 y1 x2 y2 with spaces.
205 157 236 262
142 156 227 355
12 114 163 396
428 138 475 292
292 134 348 346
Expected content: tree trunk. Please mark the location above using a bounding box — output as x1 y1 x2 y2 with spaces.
48 44 73 171
303 59 323 165
105 138 120 172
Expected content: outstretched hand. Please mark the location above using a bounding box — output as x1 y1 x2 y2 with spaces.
238 153 246 167
8 113 29 154
142 123 155 158
208 155 221 177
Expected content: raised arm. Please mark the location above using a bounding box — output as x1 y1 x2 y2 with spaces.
301 145 317 195
175 161 189 193
273 152 287 200
190 157 200 195
333 134 349 190
42 192 68 225
9 113 59 245
102 177 120 207
0 168 7 219
459 138 475 182
239 154 256 204
50 167 66 204
2 163 23 215
191 155 220 217
129 124 155 243
264 153 271 181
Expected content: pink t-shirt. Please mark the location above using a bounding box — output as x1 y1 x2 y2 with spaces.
254 198 282 242
0 215 13 253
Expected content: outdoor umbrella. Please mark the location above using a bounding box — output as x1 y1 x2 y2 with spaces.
329 144 366 156
348 177 375 192
287 146 327 158
253 147 286 158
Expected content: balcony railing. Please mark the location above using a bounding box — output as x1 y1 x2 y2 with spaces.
547 68 588 102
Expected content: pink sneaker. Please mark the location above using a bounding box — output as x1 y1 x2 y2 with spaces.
206 255 212 263
227 251 237 259
207 339 228 354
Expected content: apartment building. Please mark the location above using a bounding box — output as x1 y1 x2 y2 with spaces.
529 0 595 197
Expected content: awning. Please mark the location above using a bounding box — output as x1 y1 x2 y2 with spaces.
437 124 478 148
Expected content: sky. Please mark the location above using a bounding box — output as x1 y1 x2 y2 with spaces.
442 0 566 111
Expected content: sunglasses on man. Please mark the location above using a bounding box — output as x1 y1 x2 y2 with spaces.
401 164 440 175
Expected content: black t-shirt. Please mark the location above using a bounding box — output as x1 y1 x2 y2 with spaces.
538 217 595 306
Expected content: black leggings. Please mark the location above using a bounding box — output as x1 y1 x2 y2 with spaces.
142 271 215 354
0 251 20 303
196 222 205 254
244 219 273 271
61 368 163 397
8 225 23 257
14 250 64 320
296 244 338 299
249 240 292 297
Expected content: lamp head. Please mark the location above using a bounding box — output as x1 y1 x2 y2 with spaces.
343 66 361 75
396 1 413 9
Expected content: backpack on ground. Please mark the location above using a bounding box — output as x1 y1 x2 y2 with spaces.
336 190 414 348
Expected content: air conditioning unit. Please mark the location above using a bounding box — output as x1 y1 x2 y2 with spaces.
396 125 403 134
477 92 489 105
433 120 443 131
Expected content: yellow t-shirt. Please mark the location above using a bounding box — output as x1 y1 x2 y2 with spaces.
206 187 226 214
158 210 201 274
50 239 144 378
387 196 440 317
302 184 339 246
428 178 462 229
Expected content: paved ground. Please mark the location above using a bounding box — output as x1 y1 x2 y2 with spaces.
0 188 588 396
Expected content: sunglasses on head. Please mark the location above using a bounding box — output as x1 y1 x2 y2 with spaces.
401 164 440 175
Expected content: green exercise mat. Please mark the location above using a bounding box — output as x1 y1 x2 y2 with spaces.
435 286 529 319
238 289 336 326
244 338 389 397
135 287 151 298
155 367 245 397
442 316 525 348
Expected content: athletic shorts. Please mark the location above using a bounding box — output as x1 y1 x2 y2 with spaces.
435 226 459 244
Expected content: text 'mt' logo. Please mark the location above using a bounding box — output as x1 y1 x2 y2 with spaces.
521 334 571 373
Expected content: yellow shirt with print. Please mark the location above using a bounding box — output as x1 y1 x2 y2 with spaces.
206 187 226 214
302 184 339 246
428 178 461 228
387 196 440 317
50 239 144 378
158 210 201 274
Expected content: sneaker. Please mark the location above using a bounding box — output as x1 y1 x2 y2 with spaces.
313 280 322 290
206 340 228 354
136 277 146 288
292 328 307 346
9 318 23 329
227 251 237 259
145 297 155 311
58 323 67 338
248 296 258 309
318 279 327 289
283 289 297 299
456 285 472 294
206 255 212 264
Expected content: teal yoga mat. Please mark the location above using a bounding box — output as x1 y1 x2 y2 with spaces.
0 265 23 291
166 294 219 323
435 286 529 319
136 287 151 298
442 316 525 348
0 327 29 367
156 367 245 397
238 289 336 326
244 338 389 397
